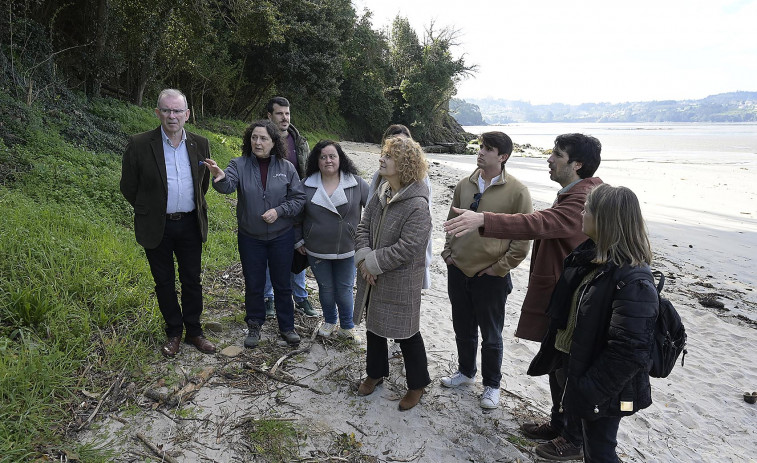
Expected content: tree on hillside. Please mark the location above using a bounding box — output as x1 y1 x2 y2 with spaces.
387 17 474 143
0 0 479 141
339 12 393 141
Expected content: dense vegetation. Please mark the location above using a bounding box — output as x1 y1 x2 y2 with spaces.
0 2 476 458
468 92 757 124
0 82 271 459
1 0 473 143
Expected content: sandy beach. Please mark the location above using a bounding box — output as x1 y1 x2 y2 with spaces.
80 141 757 462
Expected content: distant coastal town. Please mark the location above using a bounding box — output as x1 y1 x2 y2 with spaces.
451 91 757 124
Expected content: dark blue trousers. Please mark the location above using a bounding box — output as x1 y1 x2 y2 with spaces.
550 355 585 447
447 264 512 388
582 416 621 463
238 228 295 332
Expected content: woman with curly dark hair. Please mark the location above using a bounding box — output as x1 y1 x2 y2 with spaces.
204 120 305 349
295 140 369 339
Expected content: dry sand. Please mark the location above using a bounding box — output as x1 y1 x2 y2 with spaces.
78 141 757 462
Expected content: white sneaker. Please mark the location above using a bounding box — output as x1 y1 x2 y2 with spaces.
480 386 500 409
440 371 474 388
336 327 357 340
318 322 338 337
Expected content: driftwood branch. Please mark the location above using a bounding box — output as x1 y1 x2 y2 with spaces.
77 368 125 431
270 346 310 375
135 432 180 463
168 366 215 406
144 366 215 407
346 420 367 436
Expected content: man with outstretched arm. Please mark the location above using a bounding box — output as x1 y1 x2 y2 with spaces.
444 133 602 462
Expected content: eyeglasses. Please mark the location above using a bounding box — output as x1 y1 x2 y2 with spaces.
470 192 482 211
158 108 188 116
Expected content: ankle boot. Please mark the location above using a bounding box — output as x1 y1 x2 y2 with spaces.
398 388 424 410
357 376 383 396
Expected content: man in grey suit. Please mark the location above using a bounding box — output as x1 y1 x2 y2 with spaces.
120 88 217 358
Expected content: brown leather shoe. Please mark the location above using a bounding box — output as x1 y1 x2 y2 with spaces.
357 376 383 396
161 336 181 358
398 388 424 411
185 335 217 354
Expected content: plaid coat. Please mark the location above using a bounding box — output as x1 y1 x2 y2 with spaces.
353 180 431 339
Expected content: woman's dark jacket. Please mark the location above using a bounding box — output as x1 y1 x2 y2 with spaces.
528 239 659 419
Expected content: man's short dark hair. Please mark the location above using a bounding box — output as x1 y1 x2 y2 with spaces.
266 97 290 114
381 124 412 144
480 131 513 170
480 131 513 156
554 133 602 178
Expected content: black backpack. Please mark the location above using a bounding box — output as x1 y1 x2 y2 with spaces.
619 271 687 378
649 271 687 378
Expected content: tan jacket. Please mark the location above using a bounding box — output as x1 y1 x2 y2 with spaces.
442 168 532 277
353 181 431 339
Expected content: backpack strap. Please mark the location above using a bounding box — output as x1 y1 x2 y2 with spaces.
617 269 665 295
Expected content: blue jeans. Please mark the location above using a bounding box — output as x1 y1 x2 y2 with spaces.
447 264 512 388
308 255 355 329
264 268 308 302
238 228 295 332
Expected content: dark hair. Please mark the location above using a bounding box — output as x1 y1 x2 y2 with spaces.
266 96 290 114
381 124 412 145
480 131 513 169
241 120 287 159
554 133 602 178
305 140 359 178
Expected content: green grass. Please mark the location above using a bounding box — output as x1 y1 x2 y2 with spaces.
0 89 336 460
246 419 301 462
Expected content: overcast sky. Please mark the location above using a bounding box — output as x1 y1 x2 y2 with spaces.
352 0 757 105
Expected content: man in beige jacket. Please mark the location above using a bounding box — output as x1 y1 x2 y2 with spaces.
440 131 532 409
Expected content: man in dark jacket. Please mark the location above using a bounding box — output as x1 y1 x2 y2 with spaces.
444 133 603 460
120 88 216 358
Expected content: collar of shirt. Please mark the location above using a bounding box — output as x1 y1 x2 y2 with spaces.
160 126 187 148
557 178 582 196
477 168 504 193
160 127 194 214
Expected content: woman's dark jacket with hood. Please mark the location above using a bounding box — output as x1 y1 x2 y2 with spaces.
528 239 659 418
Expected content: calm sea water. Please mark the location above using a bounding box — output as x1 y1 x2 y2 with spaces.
463 123 757 165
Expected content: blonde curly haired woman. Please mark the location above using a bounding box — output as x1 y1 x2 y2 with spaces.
354 137 432 411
